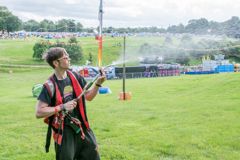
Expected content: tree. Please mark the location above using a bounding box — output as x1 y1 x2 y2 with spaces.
5 15 22 34
0 6 22 34
0 6 12 34
167 24 184 33
33 39 83 63
105 26 113 33
76 22 83 32
56 19 68 32
185 18 209 34
39 19 48 32
63 44 83 62
47 20 56 32
23 20 40 32
33 41 49 60
208 21 223 35
223 16 240 37
38 19 56 32
67 19 76 32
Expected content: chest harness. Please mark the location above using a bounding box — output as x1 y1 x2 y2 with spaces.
44 70 90 152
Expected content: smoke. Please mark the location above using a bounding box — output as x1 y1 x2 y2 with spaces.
112 33 240 65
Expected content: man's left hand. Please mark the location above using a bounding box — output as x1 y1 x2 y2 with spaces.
96 68 106 85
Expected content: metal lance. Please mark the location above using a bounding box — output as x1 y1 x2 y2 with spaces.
123 36 126 100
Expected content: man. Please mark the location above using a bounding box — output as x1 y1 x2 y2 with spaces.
35 47 105 160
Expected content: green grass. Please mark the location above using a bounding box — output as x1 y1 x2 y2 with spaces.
0 38 40 65
0 37 123 66
1 36 240 159
0 36 174 67
0 70 240 160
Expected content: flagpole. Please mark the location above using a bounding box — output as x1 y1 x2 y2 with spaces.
98 0 103 67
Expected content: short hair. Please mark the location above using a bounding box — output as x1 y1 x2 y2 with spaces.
43 47 66 68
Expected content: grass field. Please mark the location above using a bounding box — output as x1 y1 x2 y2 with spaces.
0 36 124 66
0 37 143 65
0 36 170 67
1 37 240 159
0 68 240 160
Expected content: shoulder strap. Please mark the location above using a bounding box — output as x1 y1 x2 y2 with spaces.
71 71 85 88
70 70 78 79
44 78 55 98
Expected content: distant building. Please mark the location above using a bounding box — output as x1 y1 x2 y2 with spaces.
202 54 233 72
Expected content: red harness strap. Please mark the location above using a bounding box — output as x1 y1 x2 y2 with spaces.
50 76 64 145
67 70 90 129
44 71 90 146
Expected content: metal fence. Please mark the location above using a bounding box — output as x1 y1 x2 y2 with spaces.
115 69 180 79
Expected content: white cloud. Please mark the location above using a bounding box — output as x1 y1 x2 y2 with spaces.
63 0 78 5
1 0 240 27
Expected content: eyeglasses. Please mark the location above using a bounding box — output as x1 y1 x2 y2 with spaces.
57 56 71 61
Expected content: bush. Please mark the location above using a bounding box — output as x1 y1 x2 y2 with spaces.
68 37 78 43
65 44 83 62
32 41 49 60
32 40 83 63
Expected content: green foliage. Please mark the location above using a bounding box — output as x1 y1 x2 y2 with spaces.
0 6 22 33
167 23 185 33
32 40 83 62
68 36 78 43
0 6 11 32
64 43 83 62
23 20 40 32
2 5 240 38
5 15 22 33
0 37 122 65
39 19 55 32
88 52 93 64
22 18 83 32
32 41 49 60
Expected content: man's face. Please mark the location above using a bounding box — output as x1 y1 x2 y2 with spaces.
56 52 71 70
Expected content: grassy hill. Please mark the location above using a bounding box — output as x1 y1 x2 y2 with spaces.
0 36 123 66
0 36 173 68
0 39 38 65
0 69 239 160
1 35 240 68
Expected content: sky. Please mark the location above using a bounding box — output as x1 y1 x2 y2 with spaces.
1 0 240 28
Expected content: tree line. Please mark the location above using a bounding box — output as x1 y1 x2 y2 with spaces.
107 17 240 38
1 6 240 38
0 6 84 34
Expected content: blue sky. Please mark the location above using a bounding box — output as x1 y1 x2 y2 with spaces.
1 0 240 28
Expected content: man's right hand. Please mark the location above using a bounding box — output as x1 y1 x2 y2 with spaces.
63 100 77 112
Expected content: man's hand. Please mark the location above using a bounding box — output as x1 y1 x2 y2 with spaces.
63 100 77 111
95 68 106 85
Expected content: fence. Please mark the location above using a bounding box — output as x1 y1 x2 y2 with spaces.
115 69 180 79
